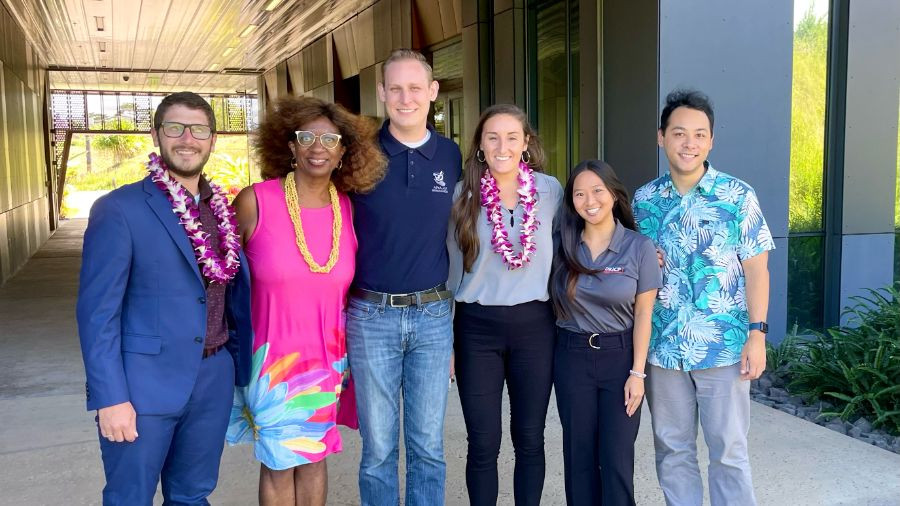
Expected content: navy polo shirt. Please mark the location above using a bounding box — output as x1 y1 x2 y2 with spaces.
350 121 462 293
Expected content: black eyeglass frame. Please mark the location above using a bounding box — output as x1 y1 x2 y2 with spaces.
294 130 343 150
159 121 214 140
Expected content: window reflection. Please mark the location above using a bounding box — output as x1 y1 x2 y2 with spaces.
531 0 579 184
431 42 464 148
787 0 829 331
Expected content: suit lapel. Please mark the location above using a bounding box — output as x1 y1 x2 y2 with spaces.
143 177 204 284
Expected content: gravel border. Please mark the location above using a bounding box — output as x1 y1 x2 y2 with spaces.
750 372 900 454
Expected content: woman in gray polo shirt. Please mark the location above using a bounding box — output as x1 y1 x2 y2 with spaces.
550 160 661 506
447 104 562 506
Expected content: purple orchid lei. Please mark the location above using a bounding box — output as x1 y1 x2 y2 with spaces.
480 161 540 269
147 152 241 284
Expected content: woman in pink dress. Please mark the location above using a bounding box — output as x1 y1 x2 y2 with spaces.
227 96 385 506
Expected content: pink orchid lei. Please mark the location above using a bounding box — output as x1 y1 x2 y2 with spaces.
480 161 540 269
147 152 241 284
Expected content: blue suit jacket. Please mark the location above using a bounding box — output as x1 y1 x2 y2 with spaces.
76 176 252 415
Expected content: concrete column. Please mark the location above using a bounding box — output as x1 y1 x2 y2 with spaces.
837 0 900 322
578 0 600 161
461 0 492 138
359 64 384 121
601 0 659 195
492 0 525 107
657 0 793 340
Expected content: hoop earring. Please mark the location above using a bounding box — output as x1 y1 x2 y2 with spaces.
336 159 343 170
476 149 486 163
290 157 297 169
520 151 531 164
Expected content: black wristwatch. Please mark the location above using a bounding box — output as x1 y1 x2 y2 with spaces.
749 322 769 334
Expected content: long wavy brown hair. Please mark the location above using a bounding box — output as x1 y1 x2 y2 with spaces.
254 96 386 193
451 104 546 272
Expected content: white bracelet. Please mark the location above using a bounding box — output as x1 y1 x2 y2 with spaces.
629 369 647 379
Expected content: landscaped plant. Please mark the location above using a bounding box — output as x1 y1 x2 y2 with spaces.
205 153 256 201
766 325 805 376
787 285 900 435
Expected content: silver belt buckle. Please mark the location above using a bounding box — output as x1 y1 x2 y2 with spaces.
390 293 409 307
588 333 601 349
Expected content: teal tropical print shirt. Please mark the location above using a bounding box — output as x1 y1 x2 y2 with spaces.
633 166 774 371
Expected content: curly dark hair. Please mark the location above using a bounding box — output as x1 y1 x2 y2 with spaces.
253 96 386 193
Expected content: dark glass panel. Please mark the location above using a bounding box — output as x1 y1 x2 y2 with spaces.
534 0 568 182
787 235 825 332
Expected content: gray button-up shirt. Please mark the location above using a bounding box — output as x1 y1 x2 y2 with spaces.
447 172 563 306
555 221 662 334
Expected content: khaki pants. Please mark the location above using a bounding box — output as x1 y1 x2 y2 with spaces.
646 363 757 506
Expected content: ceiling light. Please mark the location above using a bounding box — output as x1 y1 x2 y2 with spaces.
222 47 234 57
264 0 283 10
98 41 107 52
239 25 256 38
94 16 105 31
208 63 220 71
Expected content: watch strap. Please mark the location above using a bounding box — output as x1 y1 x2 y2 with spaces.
749 321 769 334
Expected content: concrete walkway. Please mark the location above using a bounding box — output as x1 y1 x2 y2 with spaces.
1 219 899 505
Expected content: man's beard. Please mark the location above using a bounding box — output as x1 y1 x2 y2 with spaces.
160 149 210 179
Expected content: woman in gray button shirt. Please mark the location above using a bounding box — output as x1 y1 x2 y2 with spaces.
550 160 662 506
447 104 562 506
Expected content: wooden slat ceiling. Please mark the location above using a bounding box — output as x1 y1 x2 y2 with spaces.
2 0 376 93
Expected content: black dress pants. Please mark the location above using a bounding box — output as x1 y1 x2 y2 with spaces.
454 300 556 506
554 326 641 506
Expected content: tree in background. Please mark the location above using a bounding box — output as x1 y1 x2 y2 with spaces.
92 119 146 168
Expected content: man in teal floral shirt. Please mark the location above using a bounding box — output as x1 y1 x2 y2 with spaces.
633 90 773 506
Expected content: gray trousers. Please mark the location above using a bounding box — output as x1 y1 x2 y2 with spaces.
646 363 757 506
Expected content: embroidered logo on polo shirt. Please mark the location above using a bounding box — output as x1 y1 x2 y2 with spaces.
432 171 448 193
602 266 625 274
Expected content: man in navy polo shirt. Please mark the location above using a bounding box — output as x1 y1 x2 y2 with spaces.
348 48 462 506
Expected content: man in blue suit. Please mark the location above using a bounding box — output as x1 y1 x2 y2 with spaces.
76 91 252 505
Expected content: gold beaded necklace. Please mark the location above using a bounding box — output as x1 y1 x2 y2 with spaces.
283 173 341 273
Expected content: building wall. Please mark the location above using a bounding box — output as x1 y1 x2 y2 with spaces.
258 0 900 337
658 0 794 340
837 0 900 324
0 3 51 286
259 0 418 117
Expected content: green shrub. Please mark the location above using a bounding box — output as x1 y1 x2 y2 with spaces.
766 327 805 375
788 285 900 434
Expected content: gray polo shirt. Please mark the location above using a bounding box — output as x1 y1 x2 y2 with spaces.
555 221 662 334
447 172 563 306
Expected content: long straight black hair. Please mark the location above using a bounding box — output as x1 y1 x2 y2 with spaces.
550 160 636 318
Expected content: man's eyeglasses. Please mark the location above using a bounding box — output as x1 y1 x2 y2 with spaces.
295 130 342 150
159 121 213 140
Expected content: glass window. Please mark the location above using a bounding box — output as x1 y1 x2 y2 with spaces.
529 0 579 184
895 95 899 283
118 95 135 130
433 99 447 137
102 93 119 130
431 42 464 148
87 93 103 130
787 0 829 332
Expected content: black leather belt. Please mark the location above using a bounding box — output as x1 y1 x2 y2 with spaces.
351 283 452 308
558 327 633 350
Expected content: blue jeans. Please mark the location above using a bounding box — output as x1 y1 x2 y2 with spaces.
346 294 454 506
